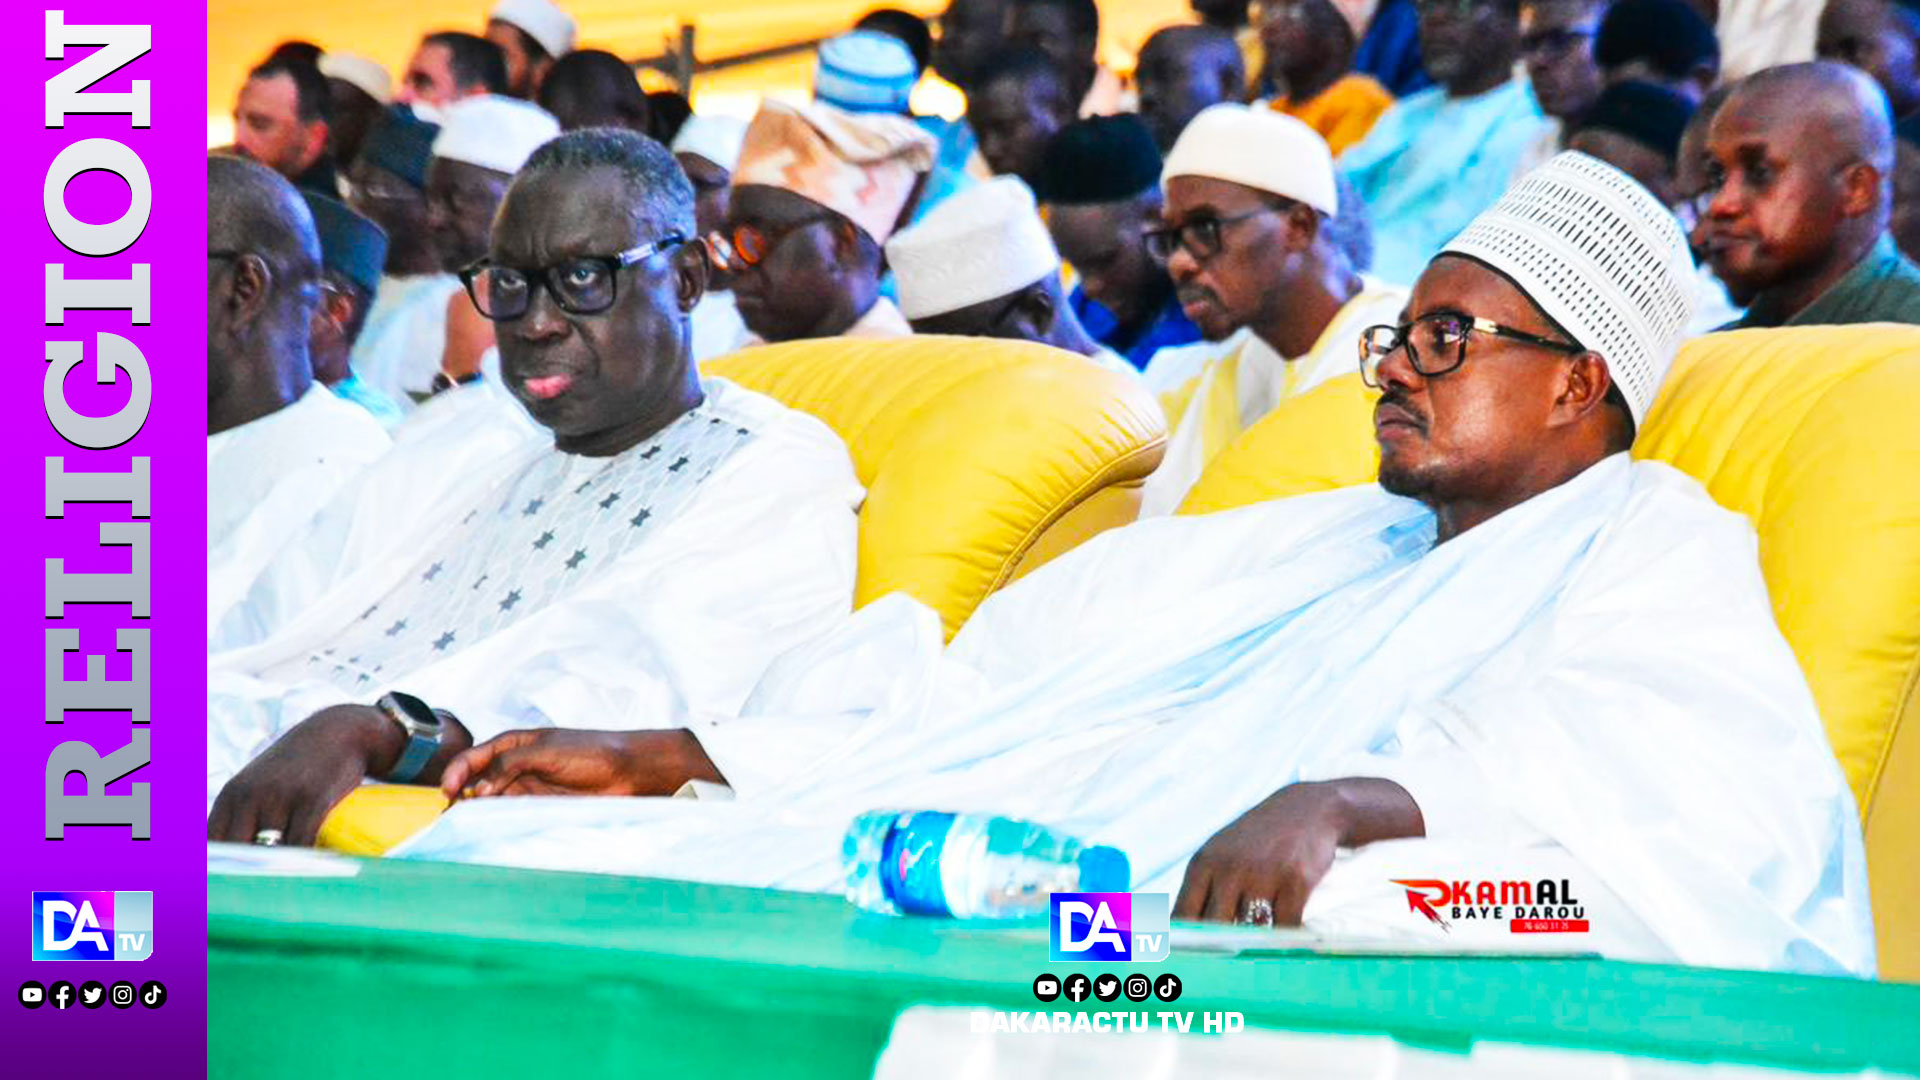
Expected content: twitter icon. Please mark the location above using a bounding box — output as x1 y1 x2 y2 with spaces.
80 981 106 1009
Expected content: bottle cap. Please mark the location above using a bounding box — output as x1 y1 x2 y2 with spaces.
1076 845 1131 892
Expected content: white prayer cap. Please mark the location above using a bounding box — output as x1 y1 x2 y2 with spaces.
888 177 1061 319
671 115 750 172
1161 104 1337 216
490 0 577 58
318 53 392 105
429 96 561 176
1441 151 1694 426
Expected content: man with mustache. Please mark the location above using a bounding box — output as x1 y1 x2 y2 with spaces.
1698 61 1920 328
207 130 863 844
414 153 1871 978
1137 105 1404 515
718 101 934 345
1342 0 1551 285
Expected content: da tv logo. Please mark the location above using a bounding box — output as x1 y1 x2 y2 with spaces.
1049 892 1171 963
32 892 153 961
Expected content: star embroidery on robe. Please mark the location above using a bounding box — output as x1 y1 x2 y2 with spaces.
462 509 478 525
640 445 661 459
533 530 555 550
385 619 408 637
499 589 522 612
668 456 690 472
629 508 651 528
574 479 594 495
598 491 621 509
565 549 587 570
423 561 444 582
432 630 456 651
360 604 379 621
472 574 489 592
523 497 546 517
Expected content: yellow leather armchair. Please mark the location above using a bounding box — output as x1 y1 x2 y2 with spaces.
316 335 1167 854
1179 325 1920 981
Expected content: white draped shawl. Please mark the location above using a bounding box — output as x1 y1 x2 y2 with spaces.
398 455 1874 976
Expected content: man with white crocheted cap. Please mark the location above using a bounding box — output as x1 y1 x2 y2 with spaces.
407 153 1873 979
488 0 577 99
886 176 1129 372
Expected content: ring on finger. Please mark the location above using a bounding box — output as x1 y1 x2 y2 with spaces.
1239 897 1275 927
253 828 285 847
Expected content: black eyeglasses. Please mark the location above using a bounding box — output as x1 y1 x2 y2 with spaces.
1359 312 1583 387
459 236 688 321
1144 206 1278 263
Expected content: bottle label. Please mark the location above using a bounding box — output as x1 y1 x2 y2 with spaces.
881 811 956 917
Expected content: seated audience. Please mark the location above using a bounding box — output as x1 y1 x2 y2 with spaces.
208 158 392 639
1354 0 1434 97
715 101 935 343
887 176 1130 371
968 48 1079 187
344 106 462 415
234 57 337 197
487 0 576 100
1820 0 1920 119
1033 115 1205 370
1341 0 1551 284
1592 0 1720 102
1672 83 1747 331
300 193 404 427
1138 105 1405 515
317 54 391 173
860 7 986 219
1261 0 1394 155
1135 25 1246 153
537 50 651 133
208 130 864 837
814 31 919 115
408 153 1872 980
672 116 754 360
1007 0 1129 116
1565 80 1693 207
399 31 507 120
1516 0 1612 169
1700 62 1920 326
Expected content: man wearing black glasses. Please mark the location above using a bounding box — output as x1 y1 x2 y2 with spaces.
208 130 862 847
1136 104 1406 515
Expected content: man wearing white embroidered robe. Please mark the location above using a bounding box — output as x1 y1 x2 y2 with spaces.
406 153 1873 978
206 130 862 844
208 157 392 642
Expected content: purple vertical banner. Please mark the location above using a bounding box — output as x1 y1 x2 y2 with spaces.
0 3 207 1070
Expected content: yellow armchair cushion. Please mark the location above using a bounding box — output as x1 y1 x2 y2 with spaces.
315 784 449 856
1176 372 1381 515
709 336 1165 637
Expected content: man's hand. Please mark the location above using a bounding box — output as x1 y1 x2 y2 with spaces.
440 728 724 800
208 706 391 847
1174 778 1424 926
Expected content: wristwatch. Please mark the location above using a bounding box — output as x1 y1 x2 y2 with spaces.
375 691 444 783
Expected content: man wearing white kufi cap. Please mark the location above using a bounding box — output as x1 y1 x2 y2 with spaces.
318 54 393 171
672 116 753 361
887 177 1129 373
1138 103 1406 515
400 152 1873 980
488 0 577 99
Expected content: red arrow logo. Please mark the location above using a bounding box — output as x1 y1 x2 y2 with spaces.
1391 879 1451 931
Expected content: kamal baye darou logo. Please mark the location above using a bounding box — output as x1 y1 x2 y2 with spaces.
1049 893 1172 962
1392 878 1588 933
32 892 153 961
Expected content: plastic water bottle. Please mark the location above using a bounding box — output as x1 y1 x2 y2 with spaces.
842 810 1130 918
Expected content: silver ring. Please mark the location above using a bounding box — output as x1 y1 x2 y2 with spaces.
1239 897 1275 927
253 828 284 847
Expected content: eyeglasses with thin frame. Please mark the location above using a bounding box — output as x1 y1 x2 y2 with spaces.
459 236 688 321
1144 206 1278 263
1358 312 1583 387
705 214 842 274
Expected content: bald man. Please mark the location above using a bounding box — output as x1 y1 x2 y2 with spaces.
1135 26 1247 152
1699 61 1920 328
208 157 391 639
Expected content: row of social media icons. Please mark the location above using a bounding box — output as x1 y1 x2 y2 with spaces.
1033 971 1182 1004
19 980 165 1010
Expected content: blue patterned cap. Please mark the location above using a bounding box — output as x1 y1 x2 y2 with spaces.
814 31 917 115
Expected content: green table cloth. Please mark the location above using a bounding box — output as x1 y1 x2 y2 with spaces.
209 859 1920 1077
